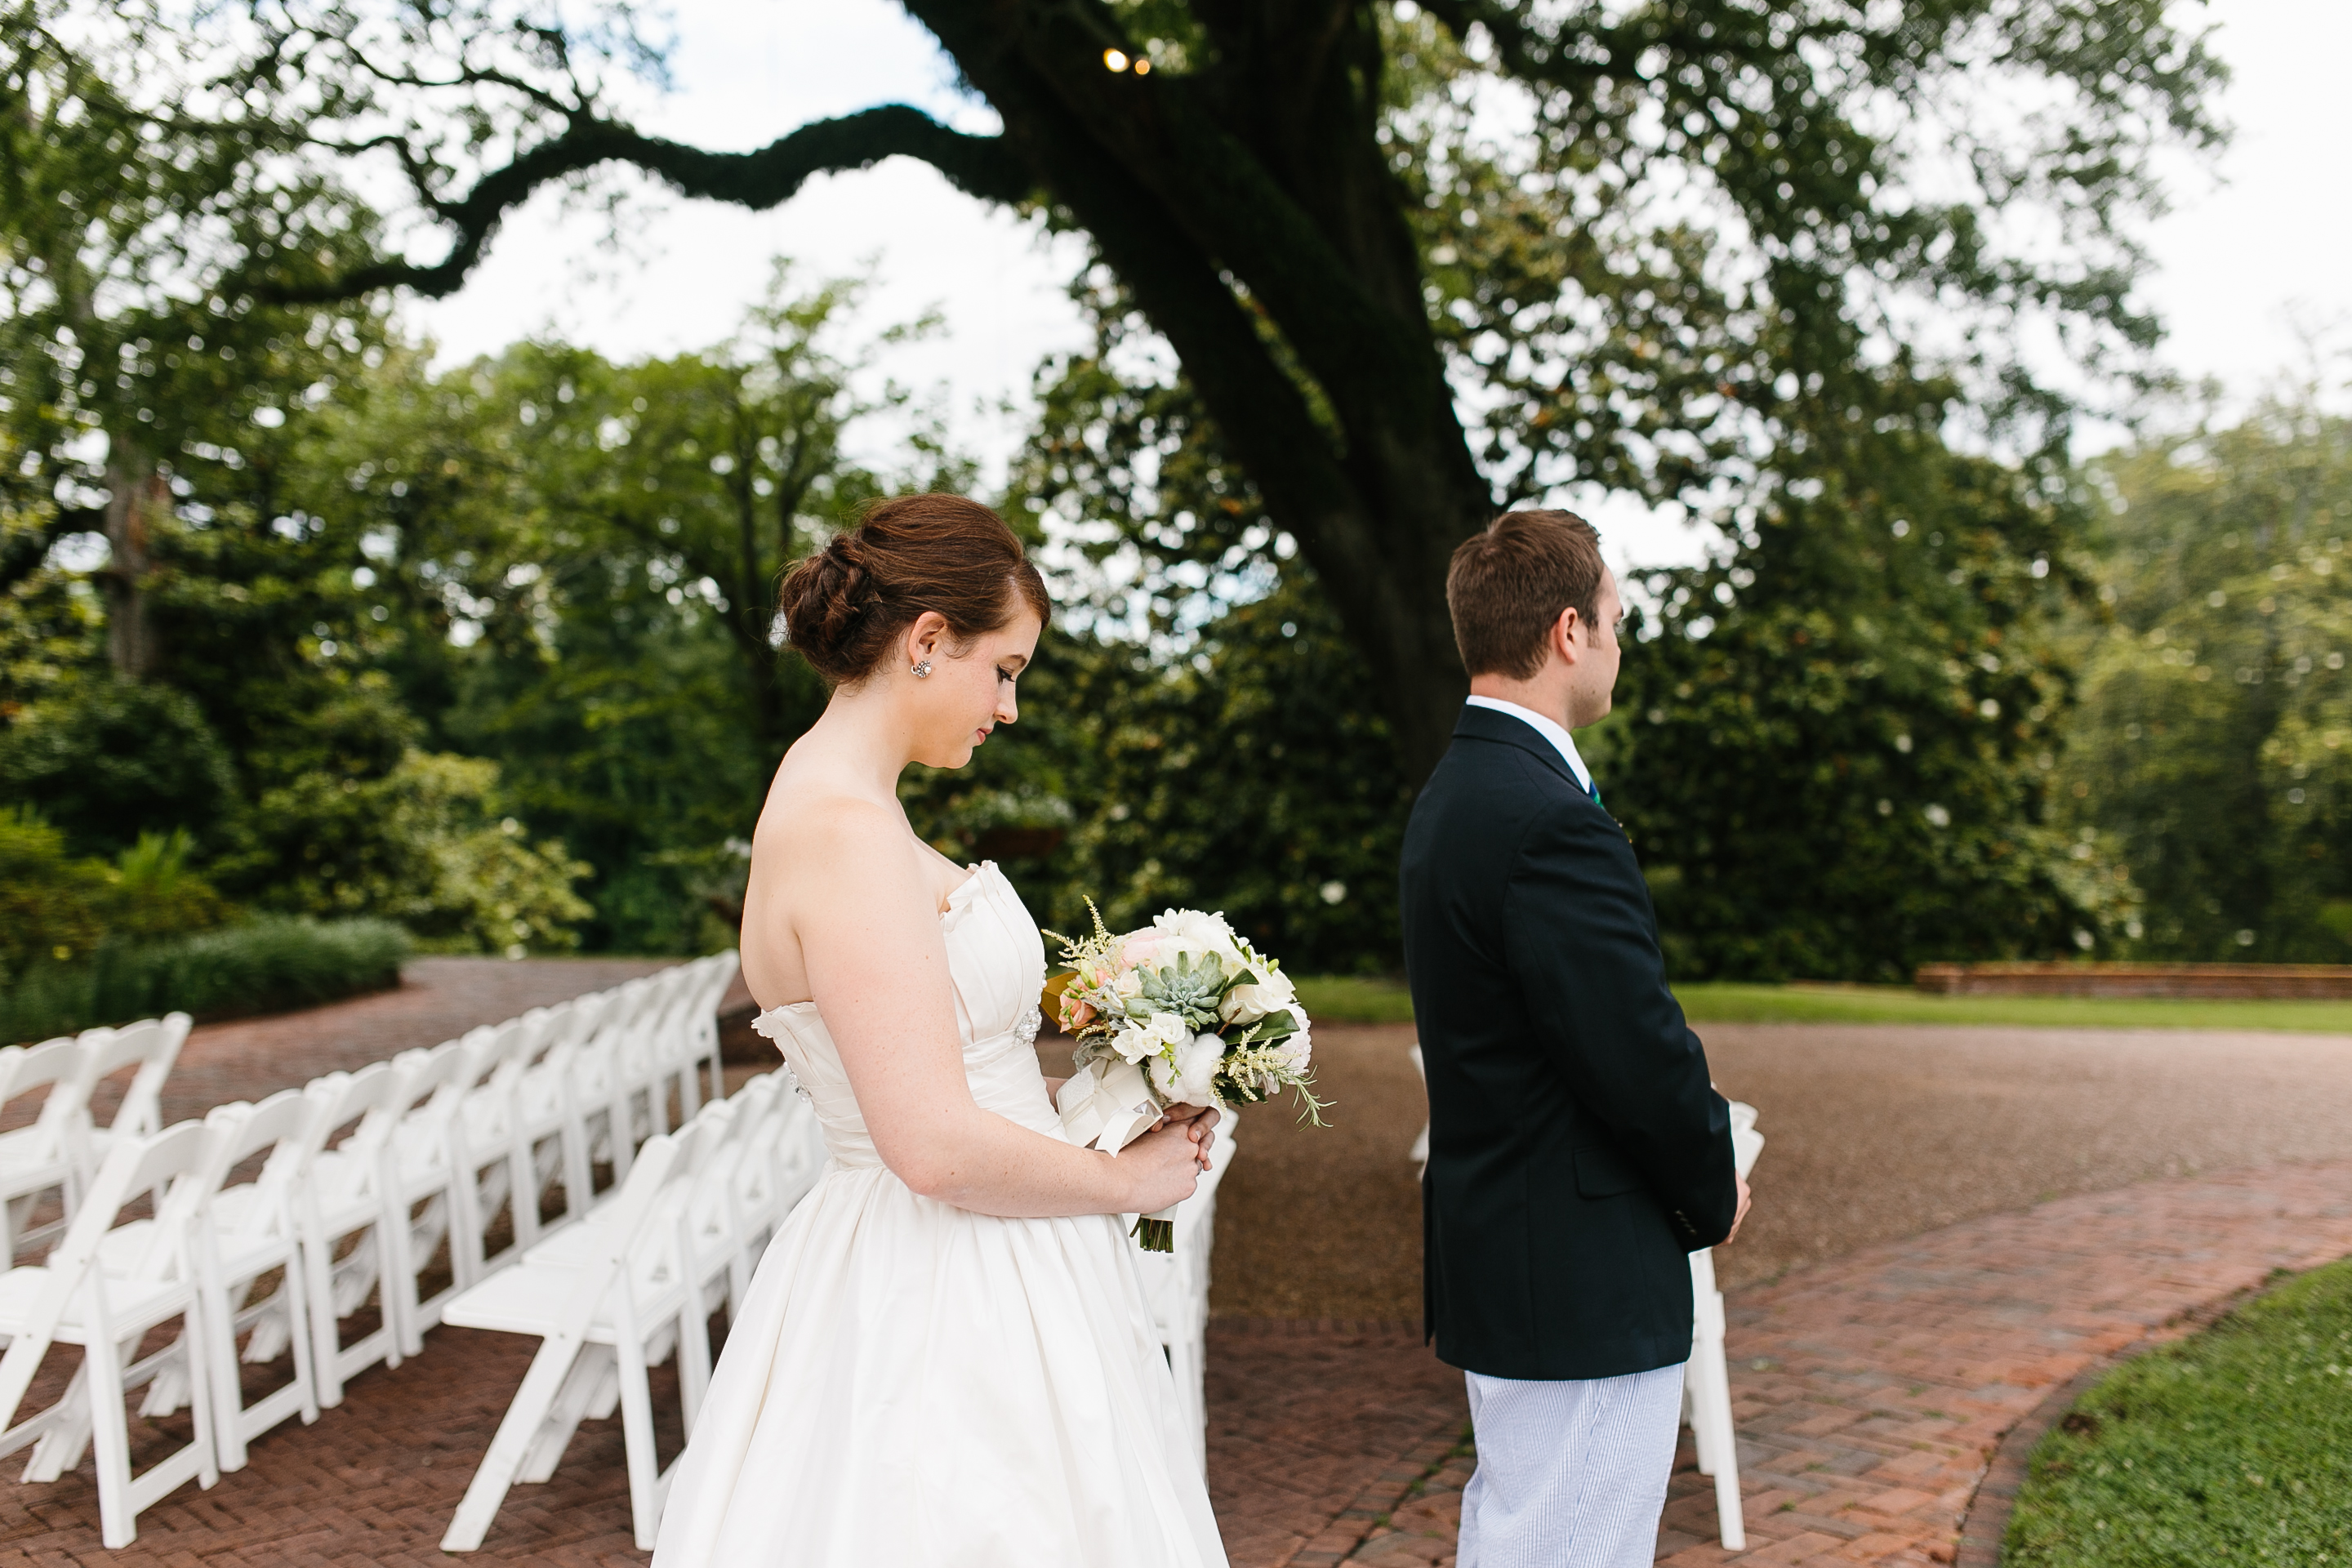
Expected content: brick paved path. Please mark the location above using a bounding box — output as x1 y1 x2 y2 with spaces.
1323 1158 2352 1568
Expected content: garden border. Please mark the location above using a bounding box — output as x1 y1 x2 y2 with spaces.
1951 1279 2273 1566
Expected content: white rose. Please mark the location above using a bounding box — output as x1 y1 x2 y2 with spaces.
1111 1022 1154 1062
1151 907 1236 959
1113 969 1145 1002
1148 1030 1226 1106
1220 966 1299 1026
1141 1010 1192 1054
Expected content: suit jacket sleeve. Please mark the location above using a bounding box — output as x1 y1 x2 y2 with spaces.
1501 795 1739 1249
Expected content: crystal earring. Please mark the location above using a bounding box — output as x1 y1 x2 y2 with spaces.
911 659 933 679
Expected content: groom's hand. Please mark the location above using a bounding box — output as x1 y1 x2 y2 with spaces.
1724 1172 1752 1244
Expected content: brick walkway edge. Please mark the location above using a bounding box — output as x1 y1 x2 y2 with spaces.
1319 1157 2352 1568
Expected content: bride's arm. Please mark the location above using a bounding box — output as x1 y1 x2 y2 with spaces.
781 801 1205 1219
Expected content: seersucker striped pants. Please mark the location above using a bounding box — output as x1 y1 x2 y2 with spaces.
1457 1362 1686 1568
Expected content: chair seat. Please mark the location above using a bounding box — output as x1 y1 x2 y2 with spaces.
0 1263 189 1339
443 1258 612 1338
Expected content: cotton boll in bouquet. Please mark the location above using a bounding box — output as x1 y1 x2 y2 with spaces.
1049 902 1328 1251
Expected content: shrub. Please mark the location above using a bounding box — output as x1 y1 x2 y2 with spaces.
0 679 237 858
242 751 593 955
0 916 411 1045
96 830 235 940
0 808 110 979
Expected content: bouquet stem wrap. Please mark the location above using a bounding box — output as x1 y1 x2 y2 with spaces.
1054 1060 1182 1251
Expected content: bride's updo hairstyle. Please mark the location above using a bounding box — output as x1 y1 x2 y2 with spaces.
779 494 1051 685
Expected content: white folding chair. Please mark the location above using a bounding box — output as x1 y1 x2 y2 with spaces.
0 1037 91 1264
614 968 699 1150
1135 1116 1239 1474
290 1063 411 1407
712 1076 790 1310
69 1013 193 1177
181 1091 323 1471
679 1095 760 1322
1683 1099 1765 1552
439 1123 711 1552
0 1122 220 1547
381 1041 475 1352
682 952 739 1113
445 1018 543 1281
1406 1044 1428 1178
576 977 664 1182
515 993 609 1231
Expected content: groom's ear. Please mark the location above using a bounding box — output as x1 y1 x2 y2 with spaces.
1551 604 1586 664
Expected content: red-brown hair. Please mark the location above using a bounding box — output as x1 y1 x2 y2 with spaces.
778 494 1051 685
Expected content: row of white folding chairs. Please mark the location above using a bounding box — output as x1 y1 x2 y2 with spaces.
0 1094 349 1546
439 1070 829 1552
0 951 739 1546
0 1015 191 1265
402 950 741 1319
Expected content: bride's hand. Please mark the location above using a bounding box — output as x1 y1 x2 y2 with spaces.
1120 1120 1206 1214
1156 1102 1219 1170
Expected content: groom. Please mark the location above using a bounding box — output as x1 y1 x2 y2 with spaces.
1401 509 1748 1567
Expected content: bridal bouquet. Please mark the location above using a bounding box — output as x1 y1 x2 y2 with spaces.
1049 903 1325 1251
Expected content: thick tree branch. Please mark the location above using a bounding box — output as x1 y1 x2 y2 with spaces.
260 104 1033 304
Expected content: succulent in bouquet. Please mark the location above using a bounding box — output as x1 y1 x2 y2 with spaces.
1048 903 1327 1251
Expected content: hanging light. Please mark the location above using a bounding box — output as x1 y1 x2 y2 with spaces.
1134 57 1152 75
1102 47 1129 71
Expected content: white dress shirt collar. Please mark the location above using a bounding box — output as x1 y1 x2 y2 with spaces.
1464 696 1595 795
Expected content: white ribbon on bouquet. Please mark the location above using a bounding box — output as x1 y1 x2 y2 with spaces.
1054 1058 1181 1236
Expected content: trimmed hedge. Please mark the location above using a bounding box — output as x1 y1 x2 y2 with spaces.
0 916 412 1045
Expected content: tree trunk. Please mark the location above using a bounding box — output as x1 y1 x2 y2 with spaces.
100 444 164 679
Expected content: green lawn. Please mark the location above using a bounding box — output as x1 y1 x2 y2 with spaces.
1292 976 2352 1035
2006 1258 2352 1566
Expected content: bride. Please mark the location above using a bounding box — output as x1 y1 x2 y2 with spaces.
653 495 1229 1566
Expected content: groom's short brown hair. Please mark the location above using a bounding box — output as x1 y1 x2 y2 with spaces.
1446 510 1606 679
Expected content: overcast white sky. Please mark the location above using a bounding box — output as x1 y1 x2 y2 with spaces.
406 0 2352 575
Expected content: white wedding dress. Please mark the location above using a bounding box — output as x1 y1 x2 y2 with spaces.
652 862 1228 1567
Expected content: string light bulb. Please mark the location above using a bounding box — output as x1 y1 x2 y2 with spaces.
1102 47 1129 71
1134 57 1152 74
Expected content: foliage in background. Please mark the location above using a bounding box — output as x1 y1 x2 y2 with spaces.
906 577 1412 975
0 915 409 1045
956 284 2122 981
0 810 234 980
2006 1257 2352 1567
4 0 2225 783
0 270 943 956
1592 420 2130 982
2062 395 2352 961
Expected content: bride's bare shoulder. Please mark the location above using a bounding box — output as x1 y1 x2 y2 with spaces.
752 785 906 873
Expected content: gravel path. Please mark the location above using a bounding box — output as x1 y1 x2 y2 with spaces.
1209 1018 2352 1317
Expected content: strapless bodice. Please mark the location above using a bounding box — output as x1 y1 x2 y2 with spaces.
751 862 1056 1169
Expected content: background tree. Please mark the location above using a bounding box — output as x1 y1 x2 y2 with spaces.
2062 393 2352 960
0 7 387 675
4 0 2225 780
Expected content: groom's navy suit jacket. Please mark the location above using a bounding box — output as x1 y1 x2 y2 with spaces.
1401 703 1737 1381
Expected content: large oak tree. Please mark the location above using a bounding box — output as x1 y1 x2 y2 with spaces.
6 0 2221 778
